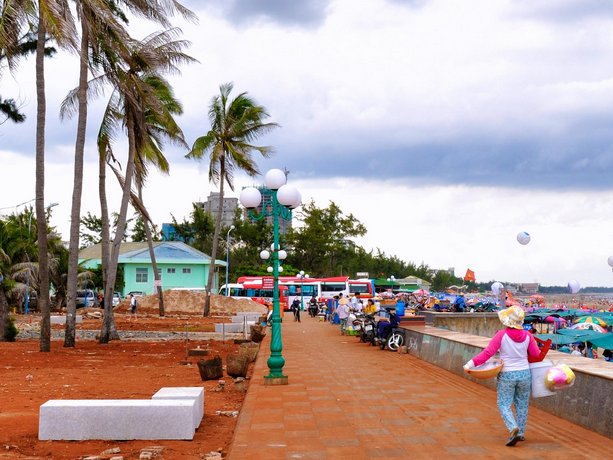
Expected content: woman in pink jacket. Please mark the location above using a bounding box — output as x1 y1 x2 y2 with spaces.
464 306 541 447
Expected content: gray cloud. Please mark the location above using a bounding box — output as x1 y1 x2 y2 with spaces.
187 0 331 27
258 112 613 191
509 0 613 22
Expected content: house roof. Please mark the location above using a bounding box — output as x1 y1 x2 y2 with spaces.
78 241 226 266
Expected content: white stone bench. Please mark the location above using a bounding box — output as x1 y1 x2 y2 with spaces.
214 322 255 333
151 387 204 429
39 399 197 440
50 315 82 325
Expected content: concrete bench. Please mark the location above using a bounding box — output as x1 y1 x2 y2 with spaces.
151 387 204 429
39 399 197 440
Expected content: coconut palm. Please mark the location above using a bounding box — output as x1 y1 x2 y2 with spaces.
61 1 194 345
104 73 188 317
1 0 77 351
94 29 194 342
186 82 279 316
0 218 22 340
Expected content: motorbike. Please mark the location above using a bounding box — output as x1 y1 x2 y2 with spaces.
374 311 405 351
352 312 376 344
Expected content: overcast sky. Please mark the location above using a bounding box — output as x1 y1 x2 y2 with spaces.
2 0 613 287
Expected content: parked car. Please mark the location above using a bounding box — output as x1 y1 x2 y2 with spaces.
127 291 144 298
112 292 121 307
76 289 96 308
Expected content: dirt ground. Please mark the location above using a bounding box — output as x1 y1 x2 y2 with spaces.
0 293 268 460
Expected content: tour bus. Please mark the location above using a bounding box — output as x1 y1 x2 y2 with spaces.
348 279 376 299
274 276 350 310
219 279 289 310
235 275 350 310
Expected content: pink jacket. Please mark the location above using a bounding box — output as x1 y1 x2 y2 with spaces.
473 328 541 372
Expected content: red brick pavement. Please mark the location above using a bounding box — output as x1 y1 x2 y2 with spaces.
227 316 613 459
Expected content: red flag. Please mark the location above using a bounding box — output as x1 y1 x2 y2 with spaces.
464 269 475 282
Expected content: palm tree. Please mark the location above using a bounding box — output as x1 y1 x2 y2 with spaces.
0 218 21 341
105 73 188 317
95 29 194 342
61 0 129 348
61 1 195 345
1 0 77 351
186 82 279 316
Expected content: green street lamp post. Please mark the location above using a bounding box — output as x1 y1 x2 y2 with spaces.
240 169 302 385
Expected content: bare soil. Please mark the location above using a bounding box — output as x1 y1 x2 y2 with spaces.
0 293 267 460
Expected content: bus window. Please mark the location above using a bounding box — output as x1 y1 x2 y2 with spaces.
321 282 347 293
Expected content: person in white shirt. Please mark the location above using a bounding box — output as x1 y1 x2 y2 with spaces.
464 306 541 447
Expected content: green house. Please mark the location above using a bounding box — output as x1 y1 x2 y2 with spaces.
78 241 226 296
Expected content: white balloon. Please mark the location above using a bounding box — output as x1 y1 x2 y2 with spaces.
516 231 531 245
491 281 504 296
567 280 581 294
608 256 613 268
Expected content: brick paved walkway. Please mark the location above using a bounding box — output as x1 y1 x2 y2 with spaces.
227 316 613 459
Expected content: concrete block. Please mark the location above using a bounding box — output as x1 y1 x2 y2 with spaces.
50 315 82 325
151 387 204 429
231 314 261 323
214 322 256 333
39 399 196 440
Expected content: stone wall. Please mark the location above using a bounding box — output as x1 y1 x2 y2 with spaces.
422 311 503 337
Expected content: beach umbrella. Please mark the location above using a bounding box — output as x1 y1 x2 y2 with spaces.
573 316 607 327
545 316 564 324
568 323 607 333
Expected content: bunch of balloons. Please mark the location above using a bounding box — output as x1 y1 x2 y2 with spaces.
545 364 575 391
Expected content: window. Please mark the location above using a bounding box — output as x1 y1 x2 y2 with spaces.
321 283 346 292
182 268 191 274
167 268 176 274
136 268 148 283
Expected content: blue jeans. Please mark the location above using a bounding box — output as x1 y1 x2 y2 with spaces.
497 369 531 435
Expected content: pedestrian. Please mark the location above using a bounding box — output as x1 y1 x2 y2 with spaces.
291 298 301 322
349 293 359 311
308 296 318 317
337 299 350 335
463 305 541 446
603 349 612 362
364 298 377 315
129 294 138 321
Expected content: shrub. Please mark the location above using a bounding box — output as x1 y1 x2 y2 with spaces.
4 316 18 342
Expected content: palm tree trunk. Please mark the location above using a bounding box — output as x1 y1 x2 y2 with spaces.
0 288 8 341
99 138 119 341
36 10 51 353
65 18 89 348
203 159 225 317
100 114 137 343
139 187 164 316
